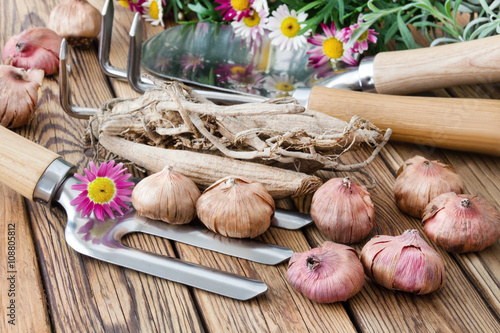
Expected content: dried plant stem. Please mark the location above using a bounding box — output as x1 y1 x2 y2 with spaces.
99 134 322 199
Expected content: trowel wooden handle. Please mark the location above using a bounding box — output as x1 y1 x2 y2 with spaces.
0 126 60 200
373 35 500 95
308 86 500 156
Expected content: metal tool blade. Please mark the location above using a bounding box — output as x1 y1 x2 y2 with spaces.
140 22 318 99
57 177 293 265
272 209 313 230
56 176 268 300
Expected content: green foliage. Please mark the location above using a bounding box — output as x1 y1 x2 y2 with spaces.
137 0 500 51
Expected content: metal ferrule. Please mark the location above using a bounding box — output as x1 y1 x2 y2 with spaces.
317 57 375 92
33 158 76 206
358 56 375 92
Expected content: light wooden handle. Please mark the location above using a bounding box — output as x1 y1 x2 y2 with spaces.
308 86 500 156
373 35 500 95
0 126 60 200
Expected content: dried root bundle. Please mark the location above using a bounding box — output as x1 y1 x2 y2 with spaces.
86 80 391 198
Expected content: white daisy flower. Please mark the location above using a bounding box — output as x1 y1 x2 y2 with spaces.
231 8 268 49
142 0 164 27
252 0 268 13
267 4 309 51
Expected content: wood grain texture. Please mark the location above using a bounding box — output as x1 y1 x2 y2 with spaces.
307 86 500 156
0 126 59 200
2 0 500 332
373 34 500 95
0 0 203 332
304 146 500 332
0 184 51 332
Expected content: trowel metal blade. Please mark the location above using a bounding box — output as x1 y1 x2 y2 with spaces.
141 23 335 98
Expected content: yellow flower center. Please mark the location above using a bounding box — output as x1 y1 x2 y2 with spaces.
119 0 130 8
323 37 344 59
243 11 261 28
281 17 300 38
88 177 116 204
231 66 246 75
231 0 250 11
276 82 294 92
359 30 369 41
149 0 160 20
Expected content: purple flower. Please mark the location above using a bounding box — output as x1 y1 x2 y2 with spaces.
70 161 134 221
117 0 147 15
341 15 378 54
215 0 254 22
307 23 357 68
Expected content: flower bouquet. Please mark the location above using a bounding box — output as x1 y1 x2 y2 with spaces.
120 0 500 96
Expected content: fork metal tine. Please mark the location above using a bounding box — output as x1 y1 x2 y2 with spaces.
99 0 128 80
58 39 98 119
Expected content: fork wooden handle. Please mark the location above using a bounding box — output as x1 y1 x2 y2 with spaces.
0 126 60 200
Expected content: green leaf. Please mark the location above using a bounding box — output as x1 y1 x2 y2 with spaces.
397 11 420 49
188 3 209 15
297 0 324 14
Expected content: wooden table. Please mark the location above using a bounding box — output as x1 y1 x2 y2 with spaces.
1 1 499 332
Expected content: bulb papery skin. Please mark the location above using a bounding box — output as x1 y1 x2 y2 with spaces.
394 155 464 218
49 0 101 47
423 193 500 253
196 176 275 238
132 166 201 224
2 28 62 75
311 177 375 243
0 65 44 128
360 230 446 294
287 242 364 303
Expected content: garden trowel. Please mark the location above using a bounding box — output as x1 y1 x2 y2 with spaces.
96 0 500 156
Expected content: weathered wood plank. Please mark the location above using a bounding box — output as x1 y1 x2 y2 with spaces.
0 0 203 332
305 146 500 332
0 184 51 332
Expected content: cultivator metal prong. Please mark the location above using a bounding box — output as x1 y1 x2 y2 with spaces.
59 39 98 119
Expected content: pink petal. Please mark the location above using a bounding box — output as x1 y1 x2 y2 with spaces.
94 204 105 221
74 173 89 184
89 161 98 175
71 183 88 191
103 204 115 220
116 181 134 189
70 194 88 206
97 162 109 177
114 197 129 210
117 188 133 196
84 168 96 182
76 198 91 212
82 201 95 217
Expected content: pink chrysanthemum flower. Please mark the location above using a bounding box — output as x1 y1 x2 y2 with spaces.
118 0 147 15
70 161 134 221
180 54 205 73
307 23 357 68
215 0 254 22
340 15 378 54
